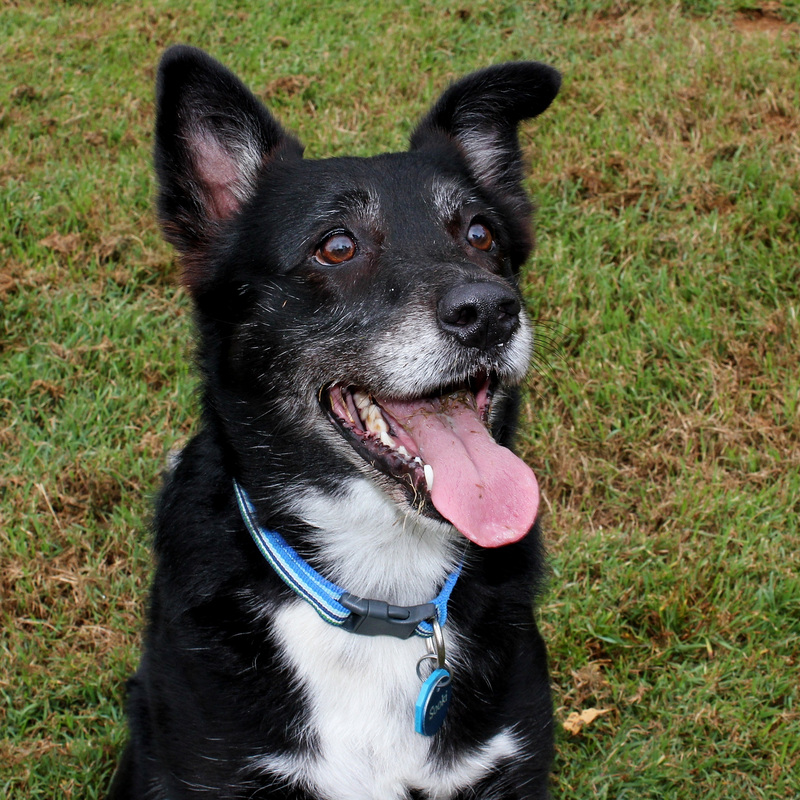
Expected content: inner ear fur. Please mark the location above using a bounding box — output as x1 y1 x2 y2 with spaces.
154 46 303 290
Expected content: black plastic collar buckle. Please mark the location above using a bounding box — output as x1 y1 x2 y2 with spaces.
339 593 436 639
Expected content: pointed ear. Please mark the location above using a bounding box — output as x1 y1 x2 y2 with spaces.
154 46 303 289
410 62 560 207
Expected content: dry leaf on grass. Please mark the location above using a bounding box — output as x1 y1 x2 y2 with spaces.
562 707 612 736
0 272 16 300
38 232 83 255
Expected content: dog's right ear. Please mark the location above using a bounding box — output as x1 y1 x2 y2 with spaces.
155 46 302 290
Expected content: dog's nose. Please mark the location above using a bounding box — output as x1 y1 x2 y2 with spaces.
437 282 521 350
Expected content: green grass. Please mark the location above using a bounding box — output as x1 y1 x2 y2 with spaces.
2 1 798 797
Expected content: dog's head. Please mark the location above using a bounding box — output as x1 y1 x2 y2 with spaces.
154 47 560 548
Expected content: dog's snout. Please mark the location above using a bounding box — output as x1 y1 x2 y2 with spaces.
437 282 521 350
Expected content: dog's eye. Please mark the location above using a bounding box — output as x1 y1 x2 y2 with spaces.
466 222 493 251
315 233 356 265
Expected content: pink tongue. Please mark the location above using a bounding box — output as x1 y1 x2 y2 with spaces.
382 394 539 548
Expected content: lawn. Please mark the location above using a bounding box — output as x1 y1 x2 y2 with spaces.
1 1 798 797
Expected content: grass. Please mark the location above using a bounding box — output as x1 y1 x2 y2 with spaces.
1 0 798 797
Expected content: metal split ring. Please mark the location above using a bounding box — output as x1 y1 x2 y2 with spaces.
415 617 447 680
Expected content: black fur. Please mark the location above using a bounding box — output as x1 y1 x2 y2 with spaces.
110 46 560 799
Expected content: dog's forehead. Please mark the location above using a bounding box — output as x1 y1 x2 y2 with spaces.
368 152 479 217
294 151 479 225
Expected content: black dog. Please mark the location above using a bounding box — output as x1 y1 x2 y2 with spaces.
110 46 560 799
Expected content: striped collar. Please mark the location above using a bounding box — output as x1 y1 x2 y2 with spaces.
233 480 462 639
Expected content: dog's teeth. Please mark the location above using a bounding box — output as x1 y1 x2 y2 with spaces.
350 389 408 455
353 390 371 412
366 405 389 435
424 464 434 492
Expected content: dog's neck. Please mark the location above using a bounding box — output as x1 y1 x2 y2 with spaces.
285 477 465 607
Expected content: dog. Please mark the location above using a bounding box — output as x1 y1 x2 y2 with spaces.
109 46 560 800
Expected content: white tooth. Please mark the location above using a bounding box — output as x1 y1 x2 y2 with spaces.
398 446 410 458
414 456 423 465
354 390 371 411
424 464 434 492
380 431 395 448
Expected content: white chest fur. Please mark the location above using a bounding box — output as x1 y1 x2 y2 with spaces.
261 602 519 800
251 479 520 799
270 602 433 798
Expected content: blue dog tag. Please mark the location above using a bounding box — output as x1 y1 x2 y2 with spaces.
414 667 452 736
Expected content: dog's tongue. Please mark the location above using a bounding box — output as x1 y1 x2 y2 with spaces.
382 393 539 547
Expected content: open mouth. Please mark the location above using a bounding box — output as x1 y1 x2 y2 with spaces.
325 376 540 548
327 376 494 496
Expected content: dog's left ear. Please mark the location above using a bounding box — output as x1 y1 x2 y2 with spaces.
410 62 561 209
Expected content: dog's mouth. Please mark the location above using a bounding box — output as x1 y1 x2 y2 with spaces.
325 376 539 547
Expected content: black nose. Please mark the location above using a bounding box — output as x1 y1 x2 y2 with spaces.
437 281 521 350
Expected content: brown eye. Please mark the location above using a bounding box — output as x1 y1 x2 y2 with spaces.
315 232 356 265
466 221 493 251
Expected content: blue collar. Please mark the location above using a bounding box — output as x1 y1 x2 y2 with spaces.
233 481 462 639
